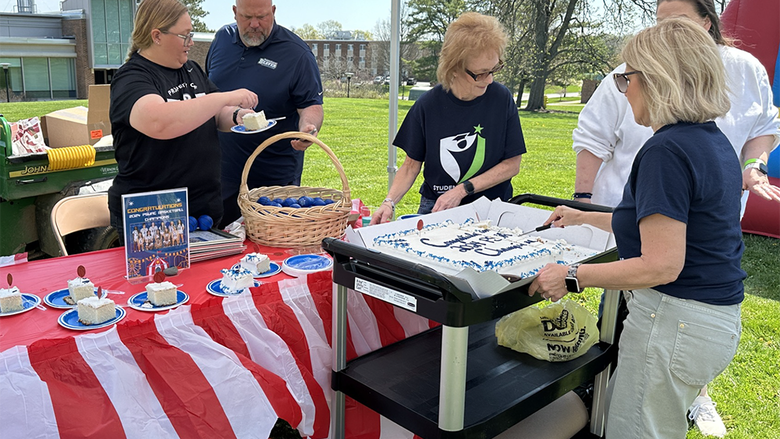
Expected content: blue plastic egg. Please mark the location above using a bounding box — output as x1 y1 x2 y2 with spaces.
323 198 335 205
312 197 326 206
257 196 271 205
269 202 283 207
273 198 284 205
282 197 298 207
289 203 301 208
198 215 214 231
298 196 313 207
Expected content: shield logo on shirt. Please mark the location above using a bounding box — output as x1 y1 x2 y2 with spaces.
439 127 486 183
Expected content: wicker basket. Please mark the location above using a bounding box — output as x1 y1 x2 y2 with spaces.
238 131 352 247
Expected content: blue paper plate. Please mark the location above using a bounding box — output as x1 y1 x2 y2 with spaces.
232 262 282 279
57 305 126 331
282 254 333 277
206 279 261 297
44 287 107 309
230 119 277 134
0 294 41 317
127 290 189 312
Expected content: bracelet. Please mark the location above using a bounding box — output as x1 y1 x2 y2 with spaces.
743 158 766 170
572 192 593 199
382 197 395 210
232 107 241 125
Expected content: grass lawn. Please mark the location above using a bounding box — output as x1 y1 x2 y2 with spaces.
1 97 778 438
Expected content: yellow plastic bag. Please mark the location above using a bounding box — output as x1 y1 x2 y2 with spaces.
495 300 600 362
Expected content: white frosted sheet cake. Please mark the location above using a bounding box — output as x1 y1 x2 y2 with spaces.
68 277 95 302
77 296 115 325
0 286 23 313
373 218 592 279
145 280 177 306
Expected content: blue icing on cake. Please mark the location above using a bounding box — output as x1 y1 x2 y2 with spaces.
373 218 576 279
220 266 255 294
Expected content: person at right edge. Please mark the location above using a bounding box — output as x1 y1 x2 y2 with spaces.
572 1 779 436
531 17 745 439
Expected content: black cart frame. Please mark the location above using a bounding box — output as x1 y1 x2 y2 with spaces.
324 194 619 438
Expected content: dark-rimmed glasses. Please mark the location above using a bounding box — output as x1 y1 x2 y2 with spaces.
161 31 194 46
465 61 504 82
613 71 642 93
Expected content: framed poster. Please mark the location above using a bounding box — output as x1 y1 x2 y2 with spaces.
122 188 189 281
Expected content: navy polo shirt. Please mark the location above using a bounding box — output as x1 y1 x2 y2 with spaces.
611 122 745 305
206 22 323 193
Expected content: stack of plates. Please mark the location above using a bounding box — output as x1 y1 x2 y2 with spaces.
281 254 333 277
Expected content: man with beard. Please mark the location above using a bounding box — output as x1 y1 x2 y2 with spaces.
206 0 324 228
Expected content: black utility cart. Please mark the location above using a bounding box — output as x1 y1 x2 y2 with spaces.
324 194 620 439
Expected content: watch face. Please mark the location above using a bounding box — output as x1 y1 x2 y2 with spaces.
565 277 580 293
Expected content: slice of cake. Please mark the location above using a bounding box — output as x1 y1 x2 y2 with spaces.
0 286 23 313
68 277 96 303
220 266 254 294
77 296 116 325
240 253 271 276
145 280 177 306
243 110 267 131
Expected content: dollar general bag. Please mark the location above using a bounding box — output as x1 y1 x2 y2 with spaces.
495 300 600 362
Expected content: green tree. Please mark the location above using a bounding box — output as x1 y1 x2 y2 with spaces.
181 0 211 32
352 30 374 41
317 20 344 39
293 24 323 40
405 0 473 82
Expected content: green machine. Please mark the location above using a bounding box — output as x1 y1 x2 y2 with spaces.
0 115 119 258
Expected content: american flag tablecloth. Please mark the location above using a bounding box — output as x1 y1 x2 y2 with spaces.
1 271 435 439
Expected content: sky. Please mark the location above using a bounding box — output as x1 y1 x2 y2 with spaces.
1 0 393 33
201 0 393 33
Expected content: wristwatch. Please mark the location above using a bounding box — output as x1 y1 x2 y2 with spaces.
462 180 475 196
743 159 768 175
565 264 583 293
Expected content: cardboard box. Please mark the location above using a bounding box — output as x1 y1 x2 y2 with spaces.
42 85 111 148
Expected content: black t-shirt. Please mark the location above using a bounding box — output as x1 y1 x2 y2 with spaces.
108 53 222 224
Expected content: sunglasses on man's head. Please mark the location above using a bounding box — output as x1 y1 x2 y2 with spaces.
465 61 505 82
613 71 642 93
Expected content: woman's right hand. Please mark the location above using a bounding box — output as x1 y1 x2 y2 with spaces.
227 88 258 111
544 205 585 228
370 203 394 225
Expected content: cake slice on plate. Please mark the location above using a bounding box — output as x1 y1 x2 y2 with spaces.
220 266 254 294
243 110 267 131
145 271 177 306
0 286 23 313
240 253 271 276
77 296 116 325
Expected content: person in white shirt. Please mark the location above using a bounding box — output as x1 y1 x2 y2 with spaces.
571 0 779 437
573 0 780 213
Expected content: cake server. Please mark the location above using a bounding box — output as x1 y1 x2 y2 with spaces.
516 223 552 238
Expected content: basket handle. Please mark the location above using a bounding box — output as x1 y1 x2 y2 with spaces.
239 131 350 198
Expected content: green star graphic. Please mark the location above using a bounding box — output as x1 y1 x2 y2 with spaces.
474 124 484 134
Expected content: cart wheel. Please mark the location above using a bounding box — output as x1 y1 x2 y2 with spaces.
67 226 120 254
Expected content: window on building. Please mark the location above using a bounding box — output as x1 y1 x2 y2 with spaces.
335 44 341 51
50 58 77 98
22 58 51 99
0 57 76 101
91 0 135 67
311 43 318 54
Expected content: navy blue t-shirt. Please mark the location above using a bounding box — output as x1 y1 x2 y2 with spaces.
394 83 526 203
206 22 323 194
611 122 746 305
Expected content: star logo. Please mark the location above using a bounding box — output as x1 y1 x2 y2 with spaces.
474 124 484 134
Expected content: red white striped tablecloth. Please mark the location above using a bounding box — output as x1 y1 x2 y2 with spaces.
1 258 435 438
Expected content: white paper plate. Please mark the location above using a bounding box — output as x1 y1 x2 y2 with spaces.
44 287 107 309
127 290 189 312
230 119 277 134
57 306 126 331
282 254 333 277
206 279 261 297
0 294 41 317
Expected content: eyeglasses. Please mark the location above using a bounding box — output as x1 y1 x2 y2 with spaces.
464 61 504 82
161 31 194 46
613 71 642 93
